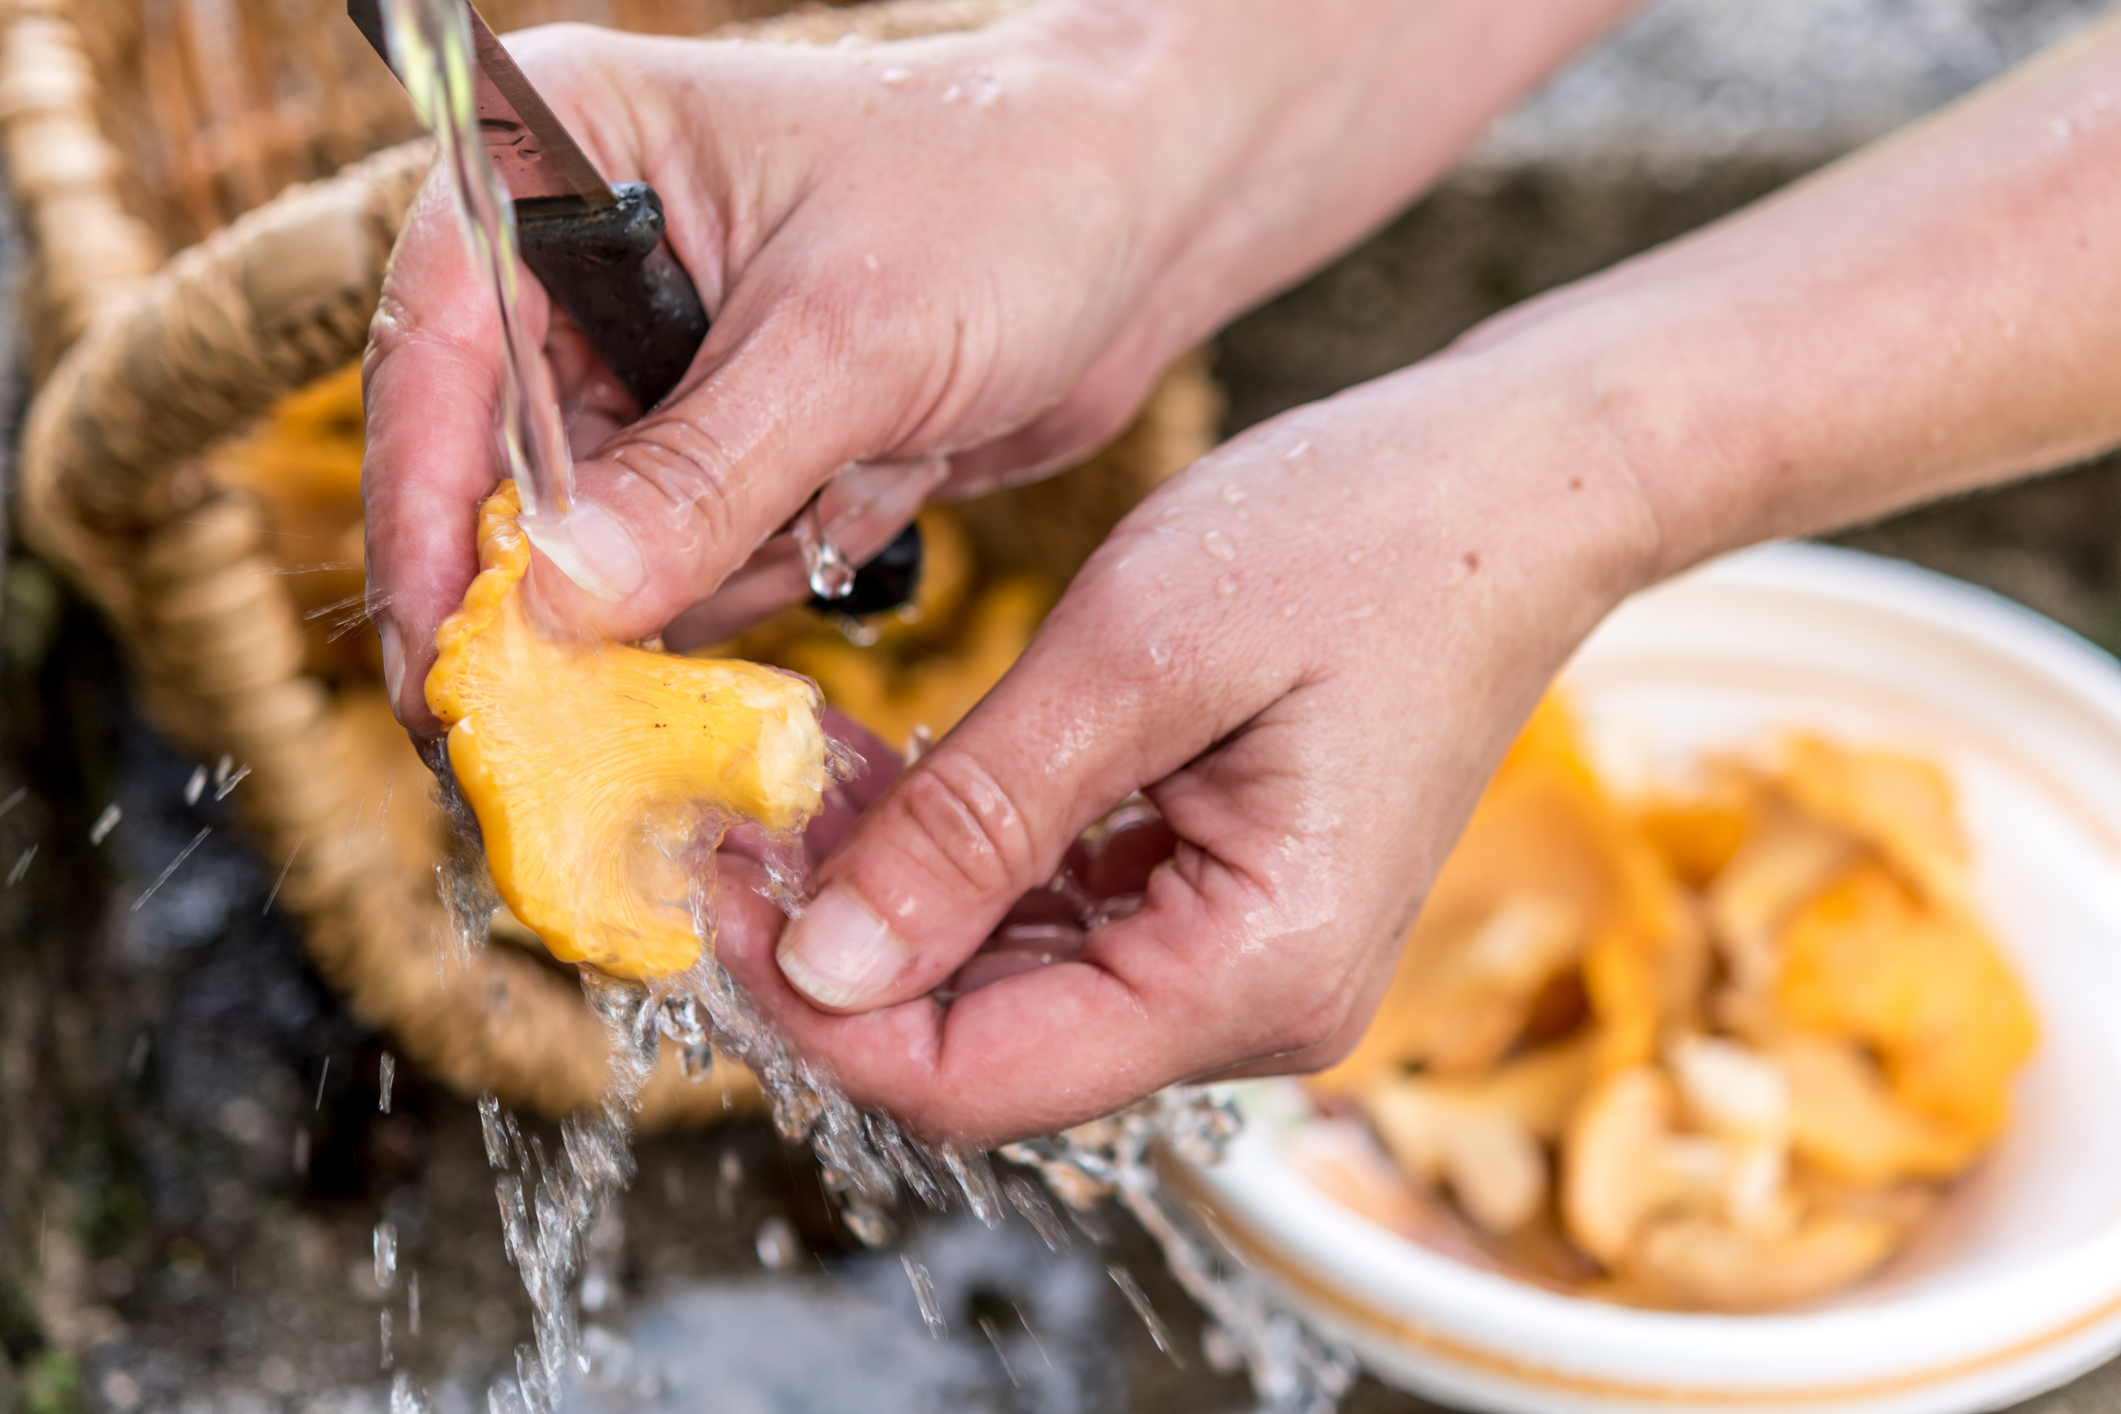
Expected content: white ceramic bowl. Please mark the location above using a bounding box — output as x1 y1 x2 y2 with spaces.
1178 543 2121 1414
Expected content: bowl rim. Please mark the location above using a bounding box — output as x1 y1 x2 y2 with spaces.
1177 542 2121 1401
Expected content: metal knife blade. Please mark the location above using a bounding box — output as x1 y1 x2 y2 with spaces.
347 0 614 208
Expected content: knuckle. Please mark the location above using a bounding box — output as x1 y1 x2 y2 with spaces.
889 751 1040 899
610 423 742 548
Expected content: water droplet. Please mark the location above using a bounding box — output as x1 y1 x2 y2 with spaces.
1285 439 1311 461
1346 548 1366 565
183 765 207 805
1201 530 1236 562
89 803 121 845
374 1220 398 1290
380 1308 394 1369
1148 643 1171 668
979 1313 1022 1386
941 83 963 103
379 1053 396 1114
755 1215 801 1271
2053 117 2074 138
1216 576 1239 598
863 252 880 273
1281 601 1301 619
1003 1174 1068 1250
1221 484 1247 505
1108 1264 1179 1363
903 1254 946 1336
792 498 857 599
879 65 913 86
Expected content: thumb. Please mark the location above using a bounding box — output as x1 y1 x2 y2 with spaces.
521 277 949 644
773 579 1281 1013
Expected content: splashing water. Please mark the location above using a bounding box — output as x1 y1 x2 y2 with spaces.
381 0 1355 1402
1002 1095 1357 1414
433 765 1354 1412
381 0 580 565
901 1254 946 1337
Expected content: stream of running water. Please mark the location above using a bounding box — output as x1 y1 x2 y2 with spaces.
381 2 1355 1410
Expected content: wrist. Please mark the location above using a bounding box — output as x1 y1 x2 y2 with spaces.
1019 0 1642 357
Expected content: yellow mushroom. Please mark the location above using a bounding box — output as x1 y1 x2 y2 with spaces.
1562 1065 1774 1266
1363 1041 1594 1236
426 483 828 980
1623 1210 1903 1312
1704 808 1855 1033
1772 1032 1980 1187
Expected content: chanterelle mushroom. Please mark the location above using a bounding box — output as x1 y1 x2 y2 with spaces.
1363 1041 1593 1235
427 484 829 980
1624 1210 1901 1312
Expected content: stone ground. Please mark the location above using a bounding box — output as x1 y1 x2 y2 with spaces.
9 0 2121 1410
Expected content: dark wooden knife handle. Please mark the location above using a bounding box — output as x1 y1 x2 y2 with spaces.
514 182 706 412
515 181 921 617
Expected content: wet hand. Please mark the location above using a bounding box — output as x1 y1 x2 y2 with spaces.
361 0 1636 734
366 14 1249 733
714 357 1664 1143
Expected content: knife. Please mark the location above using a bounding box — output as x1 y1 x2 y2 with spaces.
347 0 922 616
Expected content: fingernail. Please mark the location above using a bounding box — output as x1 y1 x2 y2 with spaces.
777 884 914 1010
521 498 646 603
378 619 406 713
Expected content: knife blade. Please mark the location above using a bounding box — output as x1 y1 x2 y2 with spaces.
349 0 611 207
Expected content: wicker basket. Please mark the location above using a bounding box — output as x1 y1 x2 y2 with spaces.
4 0 1221 1126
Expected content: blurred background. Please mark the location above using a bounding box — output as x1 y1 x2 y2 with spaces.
4 0 2121 1410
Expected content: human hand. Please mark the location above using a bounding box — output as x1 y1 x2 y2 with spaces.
716 3 2121 1144
362 0 1639 733
713 356 1665 1142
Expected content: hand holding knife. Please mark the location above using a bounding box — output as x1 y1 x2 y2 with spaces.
347 0 922 615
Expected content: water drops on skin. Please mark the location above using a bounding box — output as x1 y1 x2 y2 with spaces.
792 496 857 600
1201 530 1236 562
1221 484 1248 506
183 765 208 806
